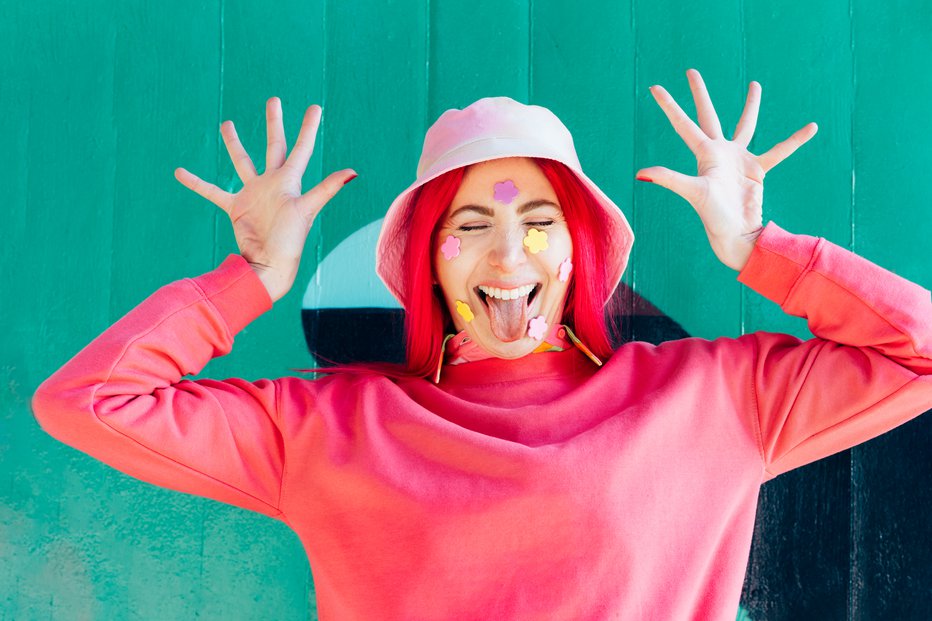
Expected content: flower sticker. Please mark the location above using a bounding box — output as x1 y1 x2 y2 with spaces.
440 235 461 260
558 257 573 282
455 300 475 323
493 180 519 204
523 228 549 254
528 315 548 340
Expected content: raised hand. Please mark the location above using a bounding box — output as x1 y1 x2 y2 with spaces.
637 69 817 271
175 98 356 302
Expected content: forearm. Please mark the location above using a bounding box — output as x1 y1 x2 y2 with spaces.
739 222 932 372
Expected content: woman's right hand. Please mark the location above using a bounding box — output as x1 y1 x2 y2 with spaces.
175 98 357 303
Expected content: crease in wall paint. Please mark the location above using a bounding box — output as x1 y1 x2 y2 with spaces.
214 0 226 269
738 0 747 336
848 0 856 254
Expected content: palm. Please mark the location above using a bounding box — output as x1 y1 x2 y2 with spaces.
225 168 308 263
694 138 764 241
173 98 356 300
638 69 817 270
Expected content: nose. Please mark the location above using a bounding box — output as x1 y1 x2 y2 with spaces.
488 227 528 272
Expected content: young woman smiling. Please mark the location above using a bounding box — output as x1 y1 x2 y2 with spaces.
32 70 932 620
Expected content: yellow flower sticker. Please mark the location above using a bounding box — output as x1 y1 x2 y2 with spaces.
455 300 475 323
523 228 549 254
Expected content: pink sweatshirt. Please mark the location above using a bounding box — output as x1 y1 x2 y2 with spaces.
32 223 932 620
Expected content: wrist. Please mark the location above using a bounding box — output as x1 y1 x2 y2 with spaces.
249 263 292 303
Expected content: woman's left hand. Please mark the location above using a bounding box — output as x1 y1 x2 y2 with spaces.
637 69 818 271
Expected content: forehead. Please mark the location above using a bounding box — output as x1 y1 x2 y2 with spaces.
451 157 558 207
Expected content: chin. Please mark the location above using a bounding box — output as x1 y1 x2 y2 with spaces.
476 334 540 360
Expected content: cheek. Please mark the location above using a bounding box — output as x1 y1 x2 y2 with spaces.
434 244 469 296
544 230 574 277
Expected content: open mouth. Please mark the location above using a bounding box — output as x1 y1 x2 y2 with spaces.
475 283 541 307
472 283 542 342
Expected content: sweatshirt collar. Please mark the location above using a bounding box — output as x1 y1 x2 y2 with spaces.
433 324 602 384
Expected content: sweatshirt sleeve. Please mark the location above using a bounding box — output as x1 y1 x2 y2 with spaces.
31 254 286 518
736 222 932 480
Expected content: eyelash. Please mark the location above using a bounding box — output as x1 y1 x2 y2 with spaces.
457 220 554 232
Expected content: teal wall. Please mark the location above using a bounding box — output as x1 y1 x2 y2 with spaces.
3 1 931 619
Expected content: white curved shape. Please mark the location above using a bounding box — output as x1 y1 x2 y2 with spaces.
302 218 402 310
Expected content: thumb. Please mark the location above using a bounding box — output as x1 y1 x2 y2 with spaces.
298 168 358 217
636 166 703 205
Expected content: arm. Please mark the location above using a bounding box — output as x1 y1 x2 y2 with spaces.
738 222 932 478
32 255 288 515
32 98 357 513
640 70 932 477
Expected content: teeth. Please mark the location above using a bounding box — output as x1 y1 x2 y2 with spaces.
478 284 536 300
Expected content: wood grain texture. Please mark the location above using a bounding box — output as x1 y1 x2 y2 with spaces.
632 0 746 341
850 1 932 617
4 1 931 619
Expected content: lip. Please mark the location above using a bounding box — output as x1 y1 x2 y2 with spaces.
475 280 539 289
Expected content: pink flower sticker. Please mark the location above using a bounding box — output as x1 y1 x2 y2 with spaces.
527 315 548 340
440 235 460 260
558 257 573 282
493 180 519 204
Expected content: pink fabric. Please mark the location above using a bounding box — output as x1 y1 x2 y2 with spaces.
32 222 932 620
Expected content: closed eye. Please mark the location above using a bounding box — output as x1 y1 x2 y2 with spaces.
458 224 490 232
526 220 555 228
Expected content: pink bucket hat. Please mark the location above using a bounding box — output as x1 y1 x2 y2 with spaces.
375 96 634 309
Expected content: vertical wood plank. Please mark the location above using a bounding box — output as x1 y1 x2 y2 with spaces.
202 0 325 384
321 0 428 260
530 0 635 278
110 0 220 320
850 0 932 617
107 2 223 618
2 2 124 619
742 3 853 339
632 0 745 341
428 0 529 119
199 2 327 619
739 4 854 620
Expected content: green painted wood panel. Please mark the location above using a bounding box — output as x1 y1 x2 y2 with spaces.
739 3 856 619
633 0 747 341
850 1 932 618
3 1 931 619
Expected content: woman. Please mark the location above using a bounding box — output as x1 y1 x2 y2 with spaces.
32 70 932 620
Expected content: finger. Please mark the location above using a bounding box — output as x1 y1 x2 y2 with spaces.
174 167 233 213
686 68 724 139
284 104 322 173
220 120 258 183
757 122 819 173
296 168 358 219
732 81 761 146
648 84 706 153
266 96 287 171
636 166 705 205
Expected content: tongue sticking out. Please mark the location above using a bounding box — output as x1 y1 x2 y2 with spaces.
485 295 529 342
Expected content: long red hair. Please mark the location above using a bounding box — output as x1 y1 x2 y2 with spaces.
309 158 619 379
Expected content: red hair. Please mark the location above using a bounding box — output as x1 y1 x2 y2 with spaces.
309 158 618 379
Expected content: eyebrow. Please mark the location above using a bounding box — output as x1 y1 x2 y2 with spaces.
448 199 560 219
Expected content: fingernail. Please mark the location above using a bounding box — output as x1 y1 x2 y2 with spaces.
636 175 653 183
343 173 358 185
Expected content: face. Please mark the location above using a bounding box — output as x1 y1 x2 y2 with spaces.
434 157 573 359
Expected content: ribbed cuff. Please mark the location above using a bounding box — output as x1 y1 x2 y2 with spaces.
737 222 820 307
190 254 274 336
